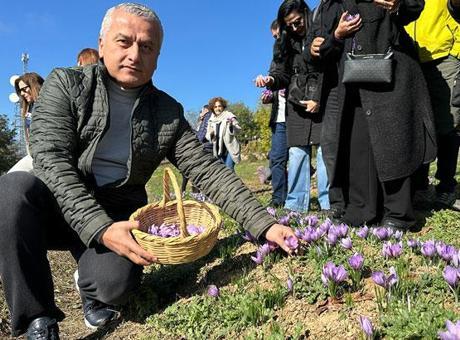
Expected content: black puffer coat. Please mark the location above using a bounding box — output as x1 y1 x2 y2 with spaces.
308 0 436 182
30 64 276 246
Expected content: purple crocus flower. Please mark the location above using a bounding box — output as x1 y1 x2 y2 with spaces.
314 228 325 242
387 267 399 287
316 226 327 239
301 227 315 243
452 251 460 268
288 210 301 219
340 237 353 250
356 226 369 239
262 89 273 96
334 264 349 282
187 224 205 235
305 215 319 227
287 277 293 292
348 253 364 271
373 227 391 241
278 215 290 226
320 219 333 233
407 238 420 249
322 262 348 284
393 230 404 240
266 207 276 217
382 241 403 258
294 228 303 239
439 320 460 340
443 266 460 288
322 262 335 285
251 251 264 265
437 243 457 262
372 267 398 290
327 231 338 246
336 223 349 238
371 271 386 287
421 240 437 258
207 285 219 298
285 235 299 250
318 223 330 236
259 243 271 257
359 316 374 339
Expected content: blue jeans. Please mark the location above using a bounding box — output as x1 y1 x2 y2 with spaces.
219 153 235 171
269 123 288 205
284 146 330 212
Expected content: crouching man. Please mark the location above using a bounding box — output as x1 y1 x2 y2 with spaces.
0 3 296 339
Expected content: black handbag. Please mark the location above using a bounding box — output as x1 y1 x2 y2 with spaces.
343 49 394 84
342 37 394 84
288 73 308 107
288 72 321 107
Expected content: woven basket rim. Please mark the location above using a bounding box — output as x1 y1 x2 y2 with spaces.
130 200 221 244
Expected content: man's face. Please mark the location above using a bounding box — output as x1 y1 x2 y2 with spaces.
99 8 161 88
284 10 305 37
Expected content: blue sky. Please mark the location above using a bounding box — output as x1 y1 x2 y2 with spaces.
0 0 319 124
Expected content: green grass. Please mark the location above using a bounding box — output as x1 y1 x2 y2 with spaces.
145 160 269 202
134 159 460 339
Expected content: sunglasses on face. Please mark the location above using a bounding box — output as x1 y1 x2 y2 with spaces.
19 85 30 94
286 17 303 30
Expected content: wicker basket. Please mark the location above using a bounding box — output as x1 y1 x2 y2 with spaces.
130 167 222 265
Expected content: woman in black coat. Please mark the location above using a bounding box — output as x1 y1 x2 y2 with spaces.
256 0 330 213
309 0 436 229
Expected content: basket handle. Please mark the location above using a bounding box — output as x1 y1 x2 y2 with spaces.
160 167 189 237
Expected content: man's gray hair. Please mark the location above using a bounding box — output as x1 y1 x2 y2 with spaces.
100 3 163 47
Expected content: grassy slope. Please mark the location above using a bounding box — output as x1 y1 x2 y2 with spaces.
0 159 459 339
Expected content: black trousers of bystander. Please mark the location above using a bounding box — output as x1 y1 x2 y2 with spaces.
335 91 415 228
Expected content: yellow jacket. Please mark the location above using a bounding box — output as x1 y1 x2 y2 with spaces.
405 0 460 63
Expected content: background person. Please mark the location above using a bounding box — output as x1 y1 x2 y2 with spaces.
206 97 242 171
77 48 100 66
8 72 44 174
14 73 44 149
406 2 460 209
255 0 330 213
181 104 212 193
309 0 436 229
259 20 289 208
0 4 296 339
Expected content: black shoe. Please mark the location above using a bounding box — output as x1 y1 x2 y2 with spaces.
83 298 120 330
26 317 59 340
381 218 409 232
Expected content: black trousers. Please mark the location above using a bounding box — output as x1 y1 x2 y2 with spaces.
0 172 143 336
335 91 415 227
